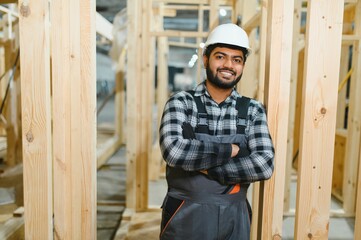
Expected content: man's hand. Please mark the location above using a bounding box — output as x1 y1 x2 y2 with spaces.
231 144 240 157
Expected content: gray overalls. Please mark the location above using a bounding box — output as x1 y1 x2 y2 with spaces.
160 92 251 240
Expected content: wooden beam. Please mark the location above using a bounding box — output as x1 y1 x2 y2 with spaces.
96 12 113 41
243 11 261 34
153 0 232 5
96 136 122 169
355 132 361 240
168 41 198 48
0 1 17 4
51 0 97 238
18 0 53 238
0 5 19 18
342 0 361 215
284 0 302 213
0 217 24 240
114 48 127 144
151 30 208 38
258 0 294 239
256 0 268 101
209 0 219 30
139 0 152 210
126 0 140 211
294 0 344 238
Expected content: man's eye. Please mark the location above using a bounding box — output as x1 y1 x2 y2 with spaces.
215 55 224 59
234 59 243 64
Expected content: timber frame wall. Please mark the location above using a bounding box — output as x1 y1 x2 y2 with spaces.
125 0 361 239
0 0 361 239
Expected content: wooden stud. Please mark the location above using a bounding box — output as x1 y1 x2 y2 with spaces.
259 0 294 239
18 0 53 238
138 0 152 210
209 0 219 31
126 0 150 211
51 0 97 238
153 3 169 179
342 0 361 215
95 12 113 41
115 48 127 144
126 0 140 211
355 129 361 240
294 0 344 238
256 0 268 103
196 4 204 84
284 0 302 213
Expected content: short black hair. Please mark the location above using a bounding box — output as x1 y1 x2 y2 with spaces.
203 43 249 63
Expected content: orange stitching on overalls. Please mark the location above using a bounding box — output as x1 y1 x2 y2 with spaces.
160 200 185 237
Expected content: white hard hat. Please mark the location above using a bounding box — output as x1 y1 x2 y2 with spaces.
203 23 251 55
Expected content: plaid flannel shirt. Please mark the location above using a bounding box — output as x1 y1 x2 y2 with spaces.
159 81 274 184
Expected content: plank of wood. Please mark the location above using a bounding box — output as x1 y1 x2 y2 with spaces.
294 0 344 238
18 1 53 238
284 0 303 214
342 0 361 215
348 2 361 238
126 0 140 210
13 207 24 217
0 217 24 240
51 0 97 238
259 0 294 239
96 12 113 41
355 132 361 240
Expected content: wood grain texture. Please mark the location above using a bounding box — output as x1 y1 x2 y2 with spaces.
51 0 97 239
260 0 294 239
18 0 53 238
295 0 344 239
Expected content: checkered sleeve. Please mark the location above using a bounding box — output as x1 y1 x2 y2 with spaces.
207 101 275 184
159 92 233 171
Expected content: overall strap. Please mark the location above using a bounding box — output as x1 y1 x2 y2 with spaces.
187 90 209 134
236 96 250 134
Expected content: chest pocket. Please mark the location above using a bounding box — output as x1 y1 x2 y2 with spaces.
187 90 250 135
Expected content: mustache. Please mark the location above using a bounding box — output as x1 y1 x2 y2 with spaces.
217 67 236 75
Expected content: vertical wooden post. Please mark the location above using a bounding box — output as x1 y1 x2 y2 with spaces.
115 49 127 144
352 5 361 236
126 0 149 211
126 0 140 210
294 0 344 239
256 0 268 102
342 0 361 215
139 0 152 209
355 130 361 240
259 0 294 239
284 0 302 213
249 4 268 236
196 4 204 84
51 0 97 239
18 0 53 238
209 0 219 30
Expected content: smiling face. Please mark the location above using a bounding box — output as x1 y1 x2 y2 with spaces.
203 47 245 90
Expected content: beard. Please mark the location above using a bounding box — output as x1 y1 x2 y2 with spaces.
206 65 242 89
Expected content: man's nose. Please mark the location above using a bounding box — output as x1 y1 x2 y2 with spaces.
223 58 233 68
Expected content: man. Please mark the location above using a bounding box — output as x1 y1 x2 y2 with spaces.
159 23 274 240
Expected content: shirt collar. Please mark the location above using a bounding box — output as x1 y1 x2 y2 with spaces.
194 81 240 103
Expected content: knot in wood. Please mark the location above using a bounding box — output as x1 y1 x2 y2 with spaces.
20 3 31 17
26 131 34 142
320 107 327 115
